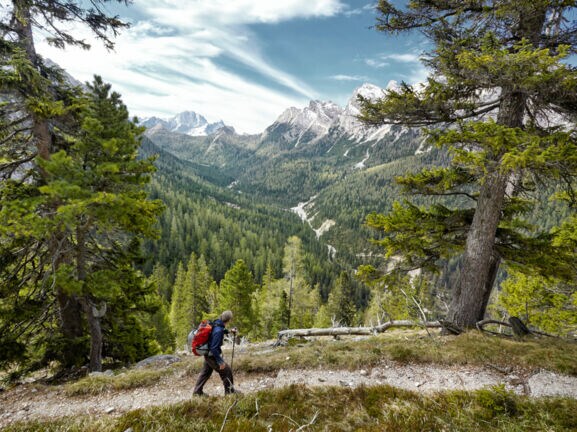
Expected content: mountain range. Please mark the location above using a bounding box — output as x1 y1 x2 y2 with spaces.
143 82 399 145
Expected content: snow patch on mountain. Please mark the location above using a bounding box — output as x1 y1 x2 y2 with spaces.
142 111 228 136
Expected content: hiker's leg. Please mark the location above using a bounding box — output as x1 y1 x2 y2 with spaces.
193 357 214 394
216 363 234 394
204 357 234 394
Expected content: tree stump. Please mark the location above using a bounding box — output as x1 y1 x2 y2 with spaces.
439 320 463 335
508 317 531 337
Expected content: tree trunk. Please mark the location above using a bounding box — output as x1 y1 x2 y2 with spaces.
13 1 52 161
76 225 104 372
53 232 85 367
447 172 509 328
55 291 84 338
277 320 441 340
83 300 104 372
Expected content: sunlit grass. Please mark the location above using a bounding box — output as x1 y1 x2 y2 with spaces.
6 384 577 431
64 368 174 396
234 330 577 375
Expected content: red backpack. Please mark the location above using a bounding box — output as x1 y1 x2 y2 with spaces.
191 320 212 356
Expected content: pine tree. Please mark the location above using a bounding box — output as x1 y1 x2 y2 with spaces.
360 1 577 329
148 265 175 352
326 272 357 326
219 259 257 336
169 262 188 347
38 76 163 370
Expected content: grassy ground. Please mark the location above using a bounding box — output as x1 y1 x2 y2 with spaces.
5 384 577 431
5 330 577 431
47 330 577 396
234 331 577 375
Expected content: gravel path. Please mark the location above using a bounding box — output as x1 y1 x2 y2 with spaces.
2 361 576 428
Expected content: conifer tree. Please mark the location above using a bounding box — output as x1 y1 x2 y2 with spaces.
169 262 188 347
360 1 577 329
219 259 257 335
38 76 163 370
148 265 174 352
326 272 357 326
169 253 212 349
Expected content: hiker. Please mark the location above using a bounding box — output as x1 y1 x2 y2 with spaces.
193 310 238 396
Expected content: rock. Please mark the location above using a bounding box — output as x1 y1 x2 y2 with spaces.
318 377 326 382
507 375 525 386
415 382 422 387
339 380 350 387
124 428 133 432
105 407 115 414
88 369 114 377
360 369 368 376
135 355 181 369
285 356 290 360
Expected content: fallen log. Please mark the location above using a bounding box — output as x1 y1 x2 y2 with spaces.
276 320 442 341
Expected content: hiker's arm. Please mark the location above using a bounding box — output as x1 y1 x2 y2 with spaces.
209 327 225 365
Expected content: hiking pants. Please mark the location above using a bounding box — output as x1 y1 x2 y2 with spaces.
193 355 234 394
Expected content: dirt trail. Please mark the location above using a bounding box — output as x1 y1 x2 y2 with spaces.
1 360 576 429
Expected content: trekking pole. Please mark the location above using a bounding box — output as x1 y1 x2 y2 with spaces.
230 331 236 372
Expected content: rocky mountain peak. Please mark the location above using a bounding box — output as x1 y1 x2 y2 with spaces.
264 83 397 147
142 111 228 137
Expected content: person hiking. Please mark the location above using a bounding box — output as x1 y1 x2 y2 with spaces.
193 310 238 396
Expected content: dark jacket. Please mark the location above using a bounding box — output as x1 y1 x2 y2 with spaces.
208 319 228 365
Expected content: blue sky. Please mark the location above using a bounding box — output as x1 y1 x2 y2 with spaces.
37 1 428 134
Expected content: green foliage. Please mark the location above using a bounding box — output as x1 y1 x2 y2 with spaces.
140 137 340 295
325 272 358 326
170 253 212 349
219 259 257 336
496 270 577 336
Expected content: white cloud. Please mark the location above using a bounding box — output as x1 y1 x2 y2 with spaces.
35 2 348 133
343 3 377 17
330 74 369 81
365 53 421 68
365 58 389 68
141 0 344 25
382 53 421 63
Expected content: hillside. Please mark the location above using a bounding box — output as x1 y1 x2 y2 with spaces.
139 137 343 290
2 331 577 431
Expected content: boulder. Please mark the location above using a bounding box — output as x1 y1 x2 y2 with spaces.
135 354 181 369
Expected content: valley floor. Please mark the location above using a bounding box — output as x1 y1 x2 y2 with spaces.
2 356 576 428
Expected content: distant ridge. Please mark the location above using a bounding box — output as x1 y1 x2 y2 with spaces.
141 111 230 137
